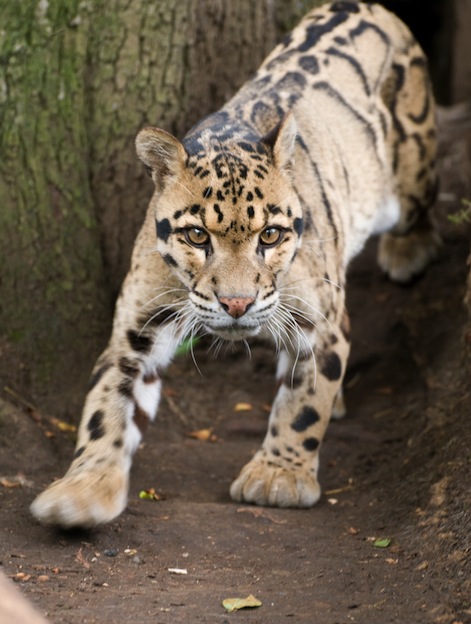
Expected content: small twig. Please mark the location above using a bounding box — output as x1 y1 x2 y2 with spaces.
3 386 38 413
163 392 189 427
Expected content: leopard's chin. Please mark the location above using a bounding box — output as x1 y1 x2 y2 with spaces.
206 323 262 341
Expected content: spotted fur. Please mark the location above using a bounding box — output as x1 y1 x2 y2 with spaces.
31 1 440 528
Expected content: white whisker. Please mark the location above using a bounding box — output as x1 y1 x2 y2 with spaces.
282 293 335 335
242 339 252 359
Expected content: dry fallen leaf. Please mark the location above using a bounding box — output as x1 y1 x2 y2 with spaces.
188 428 217 442
13 573 32 582
49 417 77 433
234 402 253 412
222 594 262 612
0 474 33 488
416 561 429 570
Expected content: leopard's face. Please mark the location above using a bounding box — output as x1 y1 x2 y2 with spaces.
138 122 303 341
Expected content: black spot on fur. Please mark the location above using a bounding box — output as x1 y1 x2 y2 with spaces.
156 218 172 242
299 12 349 52
213 204 224 223
303 437 319 452
271 425 279 437
203 187 213 199
118 378 133 398
271 447 281 457
291 406 320 432
284 375 304 390
74 446 85 459
330 1 360 13
88 362 112 391
113 438 123 448
247 206 255 219
127 329 152 353
276 71 307 92
334 35 348 46
294 217 304 236
238 141 255 153
320 351 342 381
190 204 202 215
119 356 140 377
299 55 319 75
88 410 105 440
163 253 178 267
254 187 264 199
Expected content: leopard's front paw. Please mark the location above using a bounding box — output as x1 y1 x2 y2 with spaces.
30 466 128 529
230 456 321 508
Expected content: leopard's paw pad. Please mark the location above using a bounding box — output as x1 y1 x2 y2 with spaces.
230 458 320 508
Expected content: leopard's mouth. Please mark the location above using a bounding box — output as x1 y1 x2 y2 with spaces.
205 322 262 341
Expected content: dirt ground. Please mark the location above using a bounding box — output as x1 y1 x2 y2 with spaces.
1 108 470 624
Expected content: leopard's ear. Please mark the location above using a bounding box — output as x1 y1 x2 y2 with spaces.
135 127 187 188
261 113 298 171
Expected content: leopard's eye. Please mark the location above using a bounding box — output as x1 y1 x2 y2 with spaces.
185 227 210 247
259 226 283 247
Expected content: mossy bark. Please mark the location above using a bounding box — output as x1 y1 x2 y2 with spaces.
0 1 111 413
0 0 321 414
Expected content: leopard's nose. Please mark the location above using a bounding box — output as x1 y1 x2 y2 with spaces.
218 296 255 319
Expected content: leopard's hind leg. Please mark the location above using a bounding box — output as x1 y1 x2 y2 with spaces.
378 43 442 283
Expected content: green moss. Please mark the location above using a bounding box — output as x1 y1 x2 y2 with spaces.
0 0 111 402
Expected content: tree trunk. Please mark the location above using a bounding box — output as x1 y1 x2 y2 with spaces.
86 0 282 297
0 1 111 414
0 0 322 414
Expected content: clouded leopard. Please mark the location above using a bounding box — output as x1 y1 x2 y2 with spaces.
31 0 440 527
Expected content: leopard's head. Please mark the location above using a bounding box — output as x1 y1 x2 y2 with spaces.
136 115 303 342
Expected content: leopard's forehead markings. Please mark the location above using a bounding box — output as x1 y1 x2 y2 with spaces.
178 125 288 237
